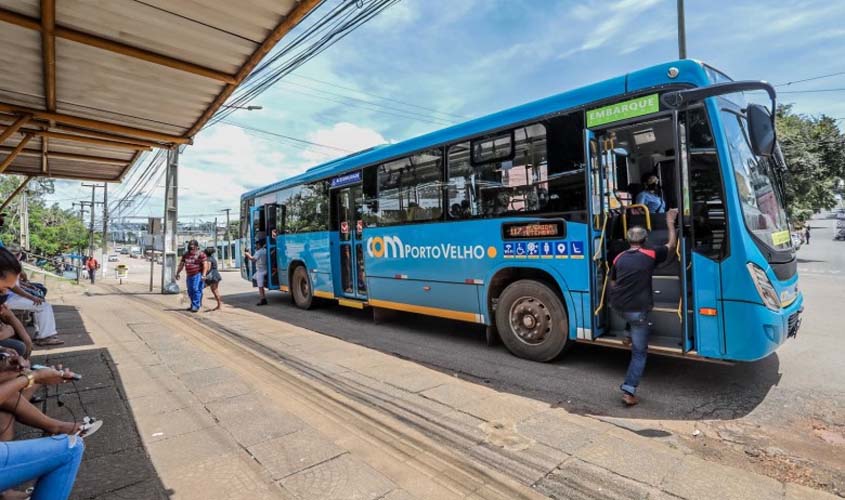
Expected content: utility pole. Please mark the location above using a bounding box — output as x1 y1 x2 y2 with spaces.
677 0 687 59
221 208 232 269
213 217 219 255
81 183 104 258
101 184 109 278
161 148 179 293
19 188 29 251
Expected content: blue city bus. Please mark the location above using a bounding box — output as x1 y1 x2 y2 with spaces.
240 59 802 363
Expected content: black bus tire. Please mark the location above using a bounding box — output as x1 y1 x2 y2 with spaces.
291 265 314 310
495 279 569 362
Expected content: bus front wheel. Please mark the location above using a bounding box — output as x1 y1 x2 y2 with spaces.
291 266 314 310
495 279 569 362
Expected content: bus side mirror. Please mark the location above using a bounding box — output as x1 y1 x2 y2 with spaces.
747 104 775 157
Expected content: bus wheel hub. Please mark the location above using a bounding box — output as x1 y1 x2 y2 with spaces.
509 297 550 345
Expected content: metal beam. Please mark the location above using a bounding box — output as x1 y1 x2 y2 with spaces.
41 0 56 112
185 0 323 137
51 125 162 149
0 7 237 84
0 175 34 212
0 103 189 144
0 115 31 144
33 130 152 151
0 146 129 166
0 134 34 173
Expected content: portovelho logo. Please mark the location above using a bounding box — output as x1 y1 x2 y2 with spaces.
367 236 498 260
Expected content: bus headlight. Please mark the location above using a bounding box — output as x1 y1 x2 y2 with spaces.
746 263 780 312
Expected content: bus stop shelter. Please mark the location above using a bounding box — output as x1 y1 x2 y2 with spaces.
0 0 322 287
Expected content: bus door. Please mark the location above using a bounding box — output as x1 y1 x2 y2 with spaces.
248 205 265 281
263 203 281 290
333 185 367 299
585 129 611 339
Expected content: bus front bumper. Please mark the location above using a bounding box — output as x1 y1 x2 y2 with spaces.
722 294 803 362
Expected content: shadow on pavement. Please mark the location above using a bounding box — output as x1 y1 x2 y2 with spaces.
222 290 781 422
31 305 95 352
16 348 172 500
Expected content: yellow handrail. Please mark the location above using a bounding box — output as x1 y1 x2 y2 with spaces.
593 212 608 261
622 204 652 238
594 260 611 316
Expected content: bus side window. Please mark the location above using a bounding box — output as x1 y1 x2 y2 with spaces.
685 108 727 260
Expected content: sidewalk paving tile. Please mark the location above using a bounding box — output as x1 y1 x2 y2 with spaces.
280 454 396 500
72 447 159 500
163 452 286 500
191 380 252 403
784 483 840 499
126 389 199 416
573 433 683 487
248 428 346 480
533 458 658 500
136 405 216 443
91 478 171 500
459 394 548 423
662 455 784 500
178 366 240 389
147 427 241 472
380 489 419 500
516 410 598 455
420 382 492 409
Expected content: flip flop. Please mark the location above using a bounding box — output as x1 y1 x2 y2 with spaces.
77 417 103 439
35 337 64 346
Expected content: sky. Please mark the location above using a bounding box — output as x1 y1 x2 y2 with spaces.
45 0 845 222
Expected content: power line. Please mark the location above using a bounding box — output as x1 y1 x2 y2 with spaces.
289 73 469 120
779 88 845 94
222 120 353 152
775 70 845 87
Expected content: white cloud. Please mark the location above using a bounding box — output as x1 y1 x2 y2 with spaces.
302 122 387 163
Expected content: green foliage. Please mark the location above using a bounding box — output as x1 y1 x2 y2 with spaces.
0 176 89 255
776 105 845 223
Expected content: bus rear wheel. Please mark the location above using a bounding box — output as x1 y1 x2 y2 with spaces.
291 265 314 310
495 279 569 362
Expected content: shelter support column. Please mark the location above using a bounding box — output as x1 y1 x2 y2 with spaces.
161 148 179 293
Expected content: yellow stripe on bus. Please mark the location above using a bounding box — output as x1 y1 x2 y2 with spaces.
368 299 481 323
280 285 289 292
314 290 335 299
337 298 366 309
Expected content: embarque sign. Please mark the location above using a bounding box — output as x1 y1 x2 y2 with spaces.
587 93 659 128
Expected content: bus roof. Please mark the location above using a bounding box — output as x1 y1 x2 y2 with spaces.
243 59 714 200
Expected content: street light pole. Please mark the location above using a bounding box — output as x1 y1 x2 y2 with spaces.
677 0 687 59
221 208 232 268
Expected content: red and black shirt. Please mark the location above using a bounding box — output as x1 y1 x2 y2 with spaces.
180 250 206 276
609 246 669 312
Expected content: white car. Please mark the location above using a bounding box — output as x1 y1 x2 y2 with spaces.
791 234 803 248
108 254 119 262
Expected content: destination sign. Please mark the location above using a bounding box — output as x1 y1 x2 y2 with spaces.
502 220 566 240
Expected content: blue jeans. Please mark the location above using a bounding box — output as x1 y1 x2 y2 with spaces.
620 311 650 396
0 435 85 500
186 273 204 310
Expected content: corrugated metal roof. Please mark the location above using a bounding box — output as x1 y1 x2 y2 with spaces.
0 0 320 183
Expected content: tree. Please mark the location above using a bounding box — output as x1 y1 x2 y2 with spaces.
776 105 845 223
0 176 89 256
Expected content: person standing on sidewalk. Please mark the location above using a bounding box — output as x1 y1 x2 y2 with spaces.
243 239 268 306
175 240 209 313
609 208 678 406
203 247 223 311
804 225 810 245
85 255 99 284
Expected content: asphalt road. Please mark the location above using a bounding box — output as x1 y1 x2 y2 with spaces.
109 216 844 493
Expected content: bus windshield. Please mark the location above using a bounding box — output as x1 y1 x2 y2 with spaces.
720 109 791 252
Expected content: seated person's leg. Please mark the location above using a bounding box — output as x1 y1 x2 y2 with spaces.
0 410 13 441
0 435 85 500
0 396 79 436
